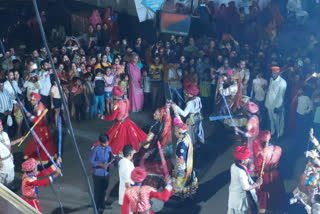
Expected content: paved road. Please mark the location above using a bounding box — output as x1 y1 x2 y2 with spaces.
11 109 307 214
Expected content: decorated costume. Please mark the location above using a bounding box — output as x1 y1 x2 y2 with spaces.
24 93 57 163
121 167 173 214
135 106 173 175
172 119 198 198
21 158 57 213
173 83 204 145
99 86 147 154
254 130 285 213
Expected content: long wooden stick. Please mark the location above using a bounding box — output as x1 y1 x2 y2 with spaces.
18 108 48 147
259 139 270 178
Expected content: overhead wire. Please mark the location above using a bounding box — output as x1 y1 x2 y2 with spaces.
31 0 98 213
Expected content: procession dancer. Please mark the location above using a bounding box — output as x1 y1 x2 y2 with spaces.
135 105 173 175
24 92 57 164
171 117 198 199
171 83 204 148
227 145 263 214
254 130 286 213
98 86 147 155
234 102 260 171
21 157 62 213
121 167 173 214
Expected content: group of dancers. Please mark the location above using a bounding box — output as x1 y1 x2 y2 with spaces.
18 79 203 213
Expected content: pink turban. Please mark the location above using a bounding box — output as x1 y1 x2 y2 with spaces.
131 167 147 183
22 158 37 172
234 146 251 161
247 102 259 114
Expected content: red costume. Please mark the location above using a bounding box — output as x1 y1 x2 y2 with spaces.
21 158 57 213
254 131 285 213
98 86 147 154
121 167 173 214
24 93 57 163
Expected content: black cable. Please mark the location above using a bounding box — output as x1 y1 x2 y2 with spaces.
0 41 65 214
31 0 98 213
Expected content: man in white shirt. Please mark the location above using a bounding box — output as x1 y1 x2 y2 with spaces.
0 119 23 188
118 145 135 207
265 66 287 139
4 70 22 104
296 87 313 144
237 60 250 96
252 72 268 128
39 60 52 110
227 145 262 214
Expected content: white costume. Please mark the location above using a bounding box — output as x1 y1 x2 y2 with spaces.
175 97 204 144
265 76 287 138
227 163 257 214
118 158 134 205
0 131 14 187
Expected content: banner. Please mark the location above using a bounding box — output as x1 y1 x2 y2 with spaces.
134 0 155 22
160 12 191 35
143 0 166 12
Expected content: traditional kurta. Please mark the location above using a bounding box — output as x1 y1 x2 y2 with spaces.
173 133 198 198
254 145 285 213
100 98 147 154
24 102 57 163
21 165 56 213
265 76 287 137
0 131 14 186
118 158 135 205
227 163 257 214
175 97 204 144
121 186 172 214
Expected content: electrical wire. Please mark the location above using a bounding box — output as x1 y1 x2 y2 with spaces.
31 0 98 213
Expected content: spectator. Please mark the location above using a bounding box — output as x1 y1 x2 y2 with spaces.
93 69 105 117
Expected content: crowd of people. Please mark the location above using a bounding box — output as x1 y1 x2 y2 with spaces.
0 0 320 213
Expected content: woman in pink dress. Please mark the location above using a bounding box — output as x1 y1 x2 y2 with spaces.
128 53 144 112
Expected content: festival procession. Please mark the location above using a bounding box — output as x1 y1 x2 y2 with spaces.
0 0 320 213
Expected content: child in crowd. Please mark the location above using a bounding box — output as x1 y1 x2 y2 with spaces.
93 69 105 117
104 67 117 115
83 73 95 119
119 73 129 99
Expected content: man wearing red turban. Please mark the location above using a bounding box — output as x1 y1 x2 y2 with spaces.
171 83 204 149
121 167 173 214
254 131 286 213
227 145 263 214
24 92 57 164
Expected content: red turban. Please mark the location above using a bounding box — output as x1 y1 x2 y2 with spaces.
234 146 251 160
258 130 271 142
131 167 147 183
31 92 41 102
175 120 188 133
185 84 199 96
22 158 37 172
271 66 280 72
247 102 259 114
112 85 124 97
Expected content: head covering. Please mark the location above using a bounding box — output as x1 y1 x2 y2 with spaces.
112 85 124 97
131 167 147 183
22 158 37 172
31 92 41 101
174 118 188 133
247 102 259 114
158 106 172 147
185 84 199 96
271 66 280 72
234 146 251 160
258 130 271 142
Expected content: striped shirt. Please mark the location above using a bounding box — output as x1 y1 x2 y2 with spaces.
0 89 13 113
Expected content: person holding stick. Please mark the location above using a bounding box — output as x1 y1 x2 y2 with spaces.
21 157 62 213
227 145 262 214
254 130 285 213
23 92 57 164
